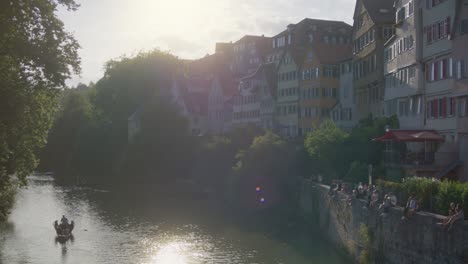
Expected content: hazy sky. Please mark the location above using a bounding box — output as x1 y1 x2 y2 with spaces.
57 0 355 86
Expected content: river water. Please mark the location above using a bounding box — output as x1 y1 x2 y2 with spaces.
0 176 349 264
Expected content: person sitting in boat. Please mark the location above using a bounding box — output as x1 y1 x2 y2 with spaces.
61 215 69 225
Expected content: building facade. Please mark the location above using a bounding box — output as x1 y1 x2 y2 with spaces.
331 59 357 131
299 23 353 135
452 0 468 181
352 0 395 118
275 49 302 137
232 63 277 130
383 0 425 129
231 35 271 78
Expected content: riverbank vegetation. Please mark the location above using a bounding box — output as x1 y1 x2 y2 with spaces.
0 0 80 221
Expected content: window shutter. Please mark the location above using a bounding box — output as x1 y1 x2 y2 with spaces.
451 98 456 116
427 102 431 118
426 63 430 80
434 61 439 81
442 59 447 79
434 99 439 117
449 58 453 77
442 97 447 117
433 24 438 40
446 17 451 36
457 61 462 79
426 26 432 43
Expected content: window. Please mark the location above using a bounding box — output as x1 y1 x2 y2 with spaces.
396 7 405 23
409 66 416 78
459 97 468 116
425 17 451 44
461 19 468 34
449 97 456 116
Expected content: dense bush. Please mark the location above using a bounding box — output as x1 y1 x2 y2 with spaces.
378 177 468 219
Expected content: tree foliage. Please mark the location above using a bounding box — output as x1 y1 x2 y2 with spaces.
304 115 399 183
40 50 191 184
0 0 80 219
304 119 349 179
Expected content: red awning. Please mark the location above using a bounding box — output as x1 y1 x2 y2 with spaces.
373 130 444 142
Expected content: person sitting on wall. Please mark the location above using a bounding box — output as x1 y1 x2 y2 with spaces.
443 203 464 231
328 181 337 196
369 190 380 209
402 194 419 220
388 192 397 207
362 184 368 197
379 193 391 213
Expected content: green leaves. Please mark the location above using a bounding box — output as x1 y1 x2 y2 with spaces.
0 0 81 87
0 0 80 220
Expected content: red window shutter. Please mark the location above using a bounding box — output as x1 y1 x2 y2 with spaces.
434 99 439 117
433 24 438 40
446 17 451 36
434 61 439 81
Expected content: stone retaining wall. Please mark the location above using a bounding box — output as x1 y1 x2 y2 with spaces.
300 180 468 264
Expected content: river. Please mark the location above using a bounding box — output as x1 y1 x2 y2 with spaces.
0 176 350 264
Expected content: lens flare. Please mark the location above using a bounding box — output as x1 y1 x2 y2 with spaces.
260 197 265 203
255 187 261 192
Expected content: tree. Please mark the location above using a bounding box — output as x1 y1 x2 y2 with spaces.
304 119 349 180
40 50 192 184
0 0 80 220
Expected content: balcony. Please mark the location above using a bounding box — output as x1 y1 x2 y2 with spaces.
382 150 458 169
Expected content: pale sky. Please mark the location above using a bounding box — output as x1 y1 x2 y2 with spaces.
57 0 355 86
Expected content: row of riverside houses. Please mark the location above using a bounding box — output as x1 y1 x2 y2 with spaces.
160 0 468 181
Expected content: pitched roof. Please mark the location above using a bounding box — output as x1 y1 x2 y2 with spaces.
272 18 352 38
373 130 444 142
235 35 271 43
355 0 395 24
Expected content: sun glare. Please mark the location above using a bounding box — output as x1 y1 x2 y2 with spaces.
129 0 227 34
152 242 188 264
